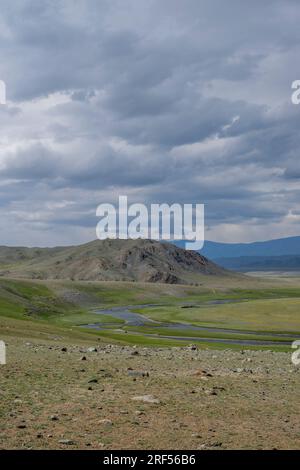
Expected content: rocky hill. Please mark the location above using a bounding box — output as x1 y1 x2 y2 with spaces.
0 239 229 284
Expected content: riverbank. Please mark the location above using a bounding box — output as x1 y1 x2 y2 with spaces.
79 304 298 348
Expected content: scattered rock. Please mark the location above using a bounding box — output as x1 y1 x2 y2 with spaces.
50 415 59 421
98 419 113 426
58 439 75 445
205 389 217 396
102 372 113 378
127 370 149 378
87 347 97 353
88 378 98 384
132 395 160 404
61 347 67 352
198 444 207 450
80 356 87 361
191 369 213 377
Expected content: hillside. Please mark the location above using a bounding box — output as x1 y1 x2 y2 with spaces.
0 239 228 284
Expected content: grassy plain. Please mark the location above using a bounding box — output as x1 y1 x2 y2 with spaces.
0 276 300 349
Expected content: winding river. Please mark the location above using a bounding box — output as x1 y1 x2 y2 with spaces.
78 302 299 347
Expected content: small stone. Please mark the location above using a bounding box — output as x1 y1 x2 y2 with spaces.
132 395 160 404
61 347 67 352
87 347 97 353
59 439 75 445
198 444 207 450
212 442 223 447
50 415 59 421
191 369 212 377
80 356 87 361
205 389 217 396
127 370 149 378
88 378 98 383
98 419 113 426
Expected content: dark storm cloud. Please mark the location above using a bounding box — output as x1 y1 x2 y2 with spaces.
1 0 300 245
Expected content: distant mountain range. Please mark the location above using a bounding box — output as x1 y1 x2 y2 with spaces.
174 236 300 258
1 236 299 278
214 255 300 272
173 236 300 272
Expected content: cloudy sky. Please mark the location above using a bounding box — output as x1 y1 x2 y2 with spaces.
1 0 300 246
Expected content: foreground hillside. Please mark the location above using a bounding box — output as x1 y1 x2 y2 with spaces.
0 239 228 284
1 335 299 450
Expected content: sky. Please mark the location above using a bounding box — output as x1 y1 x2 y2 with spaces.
1 0 300 246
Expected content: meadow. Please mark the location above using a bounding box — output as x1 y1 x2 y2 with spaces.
0 276 300 350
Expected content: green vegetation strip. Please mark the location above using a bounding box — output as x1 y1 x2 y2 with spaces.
0 278 299 351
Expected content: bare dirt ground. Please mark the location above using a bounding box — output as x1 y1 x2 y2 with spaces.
0 336 299 450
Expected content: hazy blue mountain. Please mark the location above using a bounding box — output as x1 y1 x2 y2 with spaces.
215 255 300 272
172 236 300 259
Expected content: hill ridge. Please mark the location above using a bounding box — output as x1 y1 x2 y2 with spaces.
0 239 228 284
